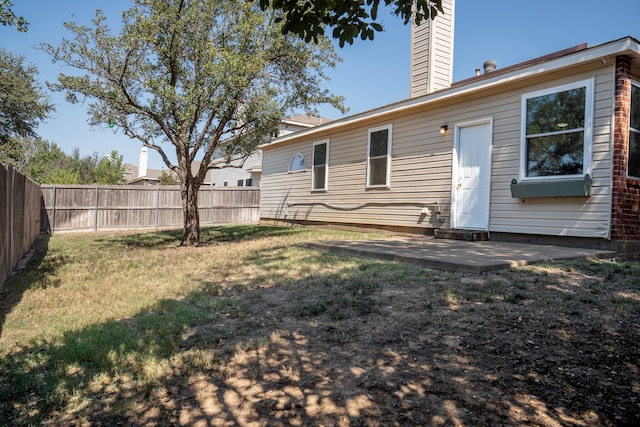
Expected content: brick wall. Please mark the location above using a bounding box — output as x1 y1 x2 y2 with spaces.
611 55 640 240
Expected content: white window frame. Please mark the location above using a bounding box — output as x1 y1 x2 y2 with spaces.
519 79 594 181
311 139 329 191
288 152 307 173
366 124 393 188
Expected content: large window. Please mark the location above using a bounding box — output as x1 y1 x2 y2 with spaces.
629 83 640 178
521 80 593 179
367 124 392 187
312 139 329 191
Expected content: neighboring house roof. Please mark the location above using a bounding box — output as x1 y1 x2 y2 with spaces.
124 162 173 185
262 36 640 150
281 114 332 127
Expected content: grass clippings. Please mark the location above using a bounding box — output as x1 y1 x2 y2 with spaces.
0 225 639 426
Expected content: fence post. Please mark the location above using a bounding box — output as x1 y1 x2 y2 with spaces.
10 168 14 268
156 186 160 229
94 186 99 231
211 183 215 224
51 186 57 234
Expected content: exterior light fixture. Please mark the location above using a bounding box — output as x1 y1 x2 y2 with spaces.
440 124 448 135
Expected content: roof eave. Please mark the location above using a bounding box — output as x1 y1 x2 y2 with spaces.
261 36 640 150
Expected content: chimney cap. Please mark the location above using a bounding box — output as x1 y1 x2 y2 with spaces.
483 60 497 73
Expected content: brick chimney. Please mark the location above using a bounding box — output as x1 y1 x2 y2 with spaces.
410 0 455 98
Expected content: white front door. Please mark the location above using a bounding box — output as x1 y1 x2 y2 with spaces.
453 121 492 230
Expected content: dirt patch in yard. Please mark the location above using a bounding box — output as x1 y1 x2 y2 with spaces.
4 230 639 426
100 259 639 426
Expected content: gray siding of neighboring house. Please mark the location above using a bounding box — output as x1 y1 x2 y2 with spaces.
207 151 262 187
204 120 322 187
261 65 615 239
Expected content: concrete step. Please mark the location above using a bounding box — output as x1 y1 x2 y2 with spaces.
434 229 489 241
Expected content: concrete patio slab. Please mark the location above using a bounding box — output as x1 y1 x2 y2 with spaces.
307 237 617 273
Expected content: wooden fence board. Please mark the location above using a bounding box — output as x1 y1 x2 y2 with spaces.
40 185 260 232
1 164 42 286
1 177 258 285
0 165 9 285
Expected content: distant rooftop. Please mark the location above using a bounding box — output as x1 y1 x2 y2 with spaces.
282 114 332 126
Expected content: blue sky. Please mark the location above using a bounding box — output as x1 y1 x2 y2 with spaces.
2 0 639 170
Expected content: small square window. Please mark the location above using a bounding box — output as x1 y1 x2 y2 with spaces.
237 179 244 186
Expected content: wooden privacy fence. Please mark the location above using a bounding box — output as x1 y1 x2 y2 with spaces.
1 164 42 285
40 185 260 233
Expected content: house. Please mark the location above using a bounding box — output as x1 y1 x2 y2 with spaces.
205 114 331 187
126 115 329 187
124 148 178 185
259 0 640 251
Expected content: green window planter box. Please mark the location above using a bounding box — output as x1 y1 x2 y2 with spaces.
510 174 592 198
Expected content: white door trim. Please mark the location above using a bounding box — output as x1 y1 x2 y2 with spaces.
450 118 493 230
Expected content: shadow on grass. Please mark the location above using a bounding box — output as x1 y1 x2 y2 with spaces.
94 225 306 249
0 234 52 339
0 295 226 425
1 237 639 425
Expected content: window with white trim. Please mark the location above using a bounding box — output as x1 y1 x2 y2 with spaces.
521 80 593 178
289 152 307 172
367 124 392 187
312 139 329 191
628 82 640 178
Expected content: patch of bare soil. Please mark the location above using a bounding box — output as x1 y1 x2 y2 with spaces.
53 259 640 426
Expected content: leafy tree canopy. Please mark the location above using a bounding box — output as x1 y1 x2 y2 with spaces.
93 151 127 184
0 48 53 147
0 137 126 184
158 170 180 186
43 0 345 246
0 0 28 31
258 0 444 47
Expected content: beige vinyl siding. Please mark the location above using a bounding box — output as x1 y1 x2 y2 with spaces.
262 117 453 228
410 0 454 97
429 1 455 92
261 65 615 238
410 21 430 98
489 68 614 238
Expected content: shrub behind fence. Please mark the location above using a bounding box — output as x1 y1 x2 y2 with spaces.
1 164 42 286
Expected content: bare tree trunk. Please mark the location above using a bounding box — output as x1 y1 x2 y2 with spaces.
180 175 200 246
